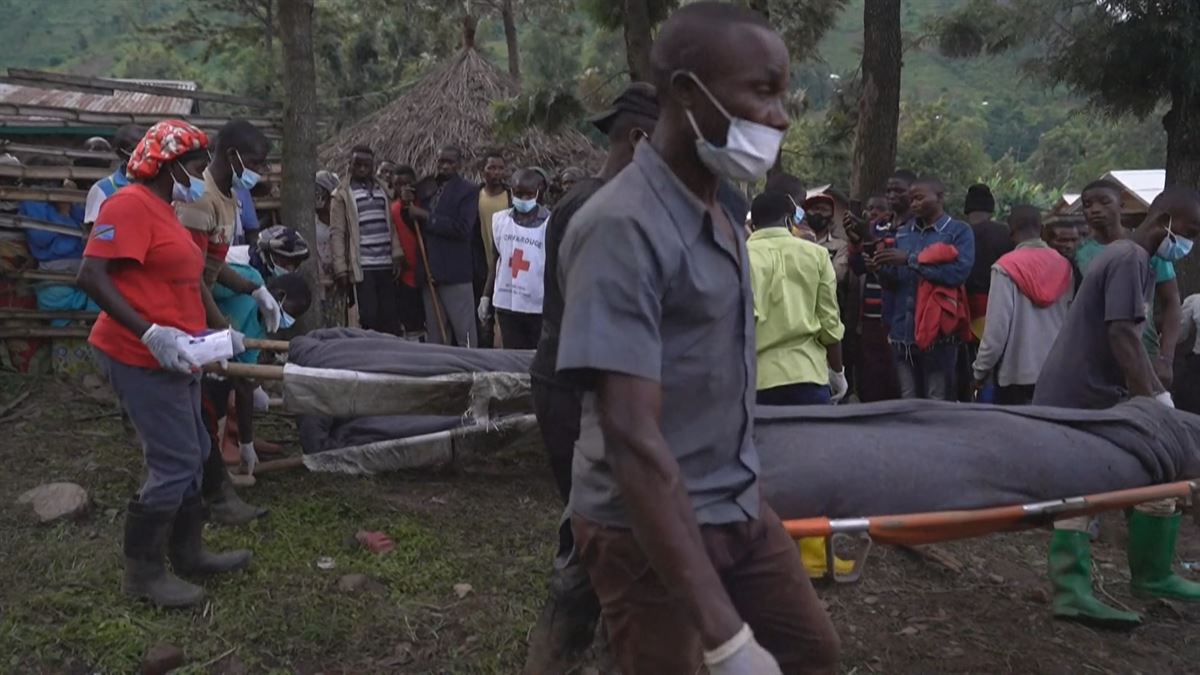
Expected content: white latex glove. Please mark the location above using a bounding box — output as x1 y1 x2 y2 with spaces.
239 441 259 475
141 324 201 374
704 624 782 675
230 329 246 356
829 368 849 403
477 296 492 323
251 286 282 333
252 386 270 412
1156 391 1175 408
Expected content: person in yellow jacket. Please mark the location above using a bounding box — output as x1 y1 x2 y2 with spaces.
747 191 849 577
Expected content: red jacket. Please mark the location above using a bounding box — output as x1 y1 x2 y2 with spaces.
914 242 972 350
390 200 419 288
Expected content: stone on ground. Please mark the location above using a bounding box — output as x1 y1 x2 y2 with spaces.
141 643 184 675
16 483 89 523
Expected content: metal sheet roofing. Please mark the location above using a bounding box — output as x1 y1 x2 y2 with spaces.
0 79 195 116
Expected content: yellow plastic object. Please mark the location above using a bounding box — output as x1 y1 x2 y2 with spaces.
798 537 854 578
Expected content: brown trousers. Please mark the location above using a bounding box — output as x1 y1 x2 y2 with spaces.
572 504 840 675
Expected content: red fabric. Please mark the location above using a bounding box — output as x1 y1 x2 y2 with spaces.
125 120 208 180
914 243 972 351
996 247 1073 308
967 293 989 321
86 184 207 369
391 200 419 288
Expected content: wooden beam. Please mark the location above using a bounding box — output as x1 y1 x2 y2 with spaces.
6 68 281 111
205 361 285 381
243 338 289 352
0 140 114 161
0 326 89 339
0 164 113 182
0 213 85 238
0 308 96 321
0 103 281 133
0 186 85 204
0 269 76 284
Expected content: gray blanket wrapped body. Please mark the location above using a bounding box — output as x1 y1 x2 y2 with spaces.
758 399 1200 520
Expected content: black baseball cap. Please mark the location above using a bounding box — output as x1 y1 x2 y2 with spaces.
588 82 659 135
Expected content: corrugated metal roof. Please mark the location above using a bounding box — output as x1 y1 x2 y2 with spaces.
1104 169 1165 208
0 79 195 116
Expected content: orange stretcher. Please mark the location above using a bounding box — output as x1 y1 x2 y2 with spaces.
783 480 1200 583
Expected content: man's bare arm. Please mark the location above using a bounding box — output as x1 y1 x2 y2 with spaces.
596 373 743 650
1108 320 1162 397
1154 278 1181 388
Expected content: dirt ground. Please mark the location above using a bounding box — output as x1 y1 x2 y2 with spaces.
3 372 1200 674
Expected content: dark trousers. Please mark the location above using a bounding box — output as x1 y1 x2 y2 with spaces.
396 282 424 334
757 382 831 406
893 341 958 400
858 319 900 402
531 378 581 505
496 308 543 350
355 268 400 335
995 384 1036 406
573 505 840 675
1174 354 1200 415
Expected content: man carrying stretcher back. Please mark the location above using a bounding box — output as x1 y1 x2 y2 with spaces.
1035 186 1200 628
555 3 838 673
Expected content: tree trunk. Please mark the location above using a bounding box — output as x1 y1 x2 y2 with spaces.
747 0 770 17
1164 79 1200 296
278 0 323 331
264 0 274 53
622 0 654 81
501 0 521 84
849 0 902 205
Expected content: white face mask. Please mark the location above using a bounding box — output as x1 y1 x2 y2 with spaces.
678 71 785 183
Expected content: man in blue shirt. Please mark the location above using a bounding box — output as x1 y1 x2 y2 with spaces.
872 176 975 400
83 124 144 227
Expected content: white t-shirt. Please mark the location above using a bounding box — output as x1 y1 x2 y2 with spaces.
83 182 108 224
491 207 550 314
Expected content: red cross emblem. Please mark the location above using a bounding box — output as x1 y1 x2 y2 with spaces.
509 248 531 279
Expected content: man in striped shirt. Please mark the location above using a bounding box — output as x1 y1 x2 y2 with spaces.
330 145 404 334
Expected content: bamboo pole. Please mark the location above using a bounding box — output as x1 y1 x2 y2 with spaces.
5 68 281 111
243 338 289 352
0 213 85 238
0 164 112 182
0 308 95 321
0 186 86 204
0 326 90 339
205 361 286 381
0 269 76 283
0 140 114 161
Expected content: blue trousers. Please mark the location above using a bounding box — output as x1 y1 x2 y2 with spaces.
756 382 832 406
97 351 210 510
892 341 957 401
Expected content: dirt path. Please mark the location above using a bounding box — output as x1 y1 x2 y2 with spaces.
1 373 1197 673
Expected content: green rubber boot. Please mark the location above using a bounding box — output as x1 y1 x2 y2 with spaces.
1128 511 1200 601
1049 530 1141 628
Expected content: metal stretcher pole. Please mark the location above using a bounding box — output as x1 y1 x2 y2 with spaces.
782 480 1200 546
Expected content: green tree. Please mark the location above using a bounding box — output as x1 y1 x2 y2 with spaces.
895 99 992 209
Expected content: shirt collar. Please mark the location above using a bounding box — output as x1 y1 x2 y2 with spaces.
749 227 793 242
915 213 950 232
633 142 707 229
1016 238 1048 250
112 168 130 186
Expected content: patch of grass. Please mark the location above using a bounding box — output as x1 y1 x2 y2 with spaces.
0 374 560 673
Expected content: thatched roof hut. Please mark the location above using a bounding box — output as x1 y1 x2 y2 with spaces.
320 48 601 179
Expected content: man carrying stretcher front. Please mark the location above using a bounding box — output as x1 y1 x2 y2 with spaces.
1035 186 1200 627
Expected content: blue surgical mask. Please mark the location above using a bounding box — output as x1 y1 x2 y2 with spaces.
279 308 296 329
789 198 805 226
1157 218 1194 262
172 166 205 203
234 150 261 191
513 196 538 214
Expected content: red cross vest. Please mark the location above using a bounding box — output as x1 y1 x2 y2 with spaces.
491 207 549 314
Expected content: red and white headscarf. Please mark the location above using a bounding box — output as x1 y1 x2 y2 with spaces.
125 119 209 180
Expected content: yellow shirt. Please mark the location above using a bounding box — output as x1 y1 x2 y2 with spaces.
478 188 509 272
175 168 239 251
747 227 845 390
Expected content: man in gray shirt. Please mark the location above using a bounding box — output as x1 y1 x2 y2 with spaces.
556 4 837 674
1034 186 1200 629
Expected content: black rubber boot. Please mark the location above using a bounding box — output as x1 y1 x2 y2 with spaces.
169 495 252 576
202 447 267 526
122 500 205 608
521 561 602 675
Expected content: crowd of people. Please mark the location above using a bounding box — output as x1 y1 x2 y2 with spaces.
10 1 1200 673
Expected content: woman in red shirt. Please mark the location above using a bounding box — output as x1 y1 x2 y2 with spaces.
77 120 252 609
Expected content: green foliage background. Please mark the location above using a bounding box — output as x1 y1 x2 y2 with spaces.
0 0 1168 212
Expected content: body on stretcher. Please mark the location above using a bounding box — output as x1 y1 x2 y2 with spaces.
784 480 1200 583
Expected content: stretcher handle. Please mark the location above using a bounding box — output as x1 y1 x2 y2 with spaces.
243 338 289 352
203 361 286 381
783 480 1199 546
